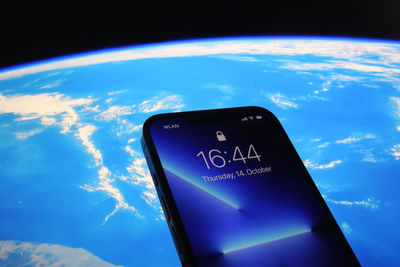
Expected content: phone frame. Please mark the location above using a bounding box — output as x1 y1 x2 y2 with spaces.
141 106 359 267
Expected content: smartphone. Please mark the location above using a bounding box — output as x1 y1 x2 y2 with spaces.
141 106 360 267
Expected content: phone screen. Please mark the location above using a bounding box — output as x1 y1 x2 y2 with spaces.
149 108 358 266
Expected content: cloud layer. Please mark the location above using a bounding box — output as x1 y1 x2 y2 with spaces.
1 38 399 80
0 91 141 222
304 159 342 170
0 92 94 133
323 195 379 209
0 240 119 266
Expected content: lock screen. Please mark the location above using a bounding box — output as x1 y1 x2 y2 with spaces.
150 109 359 266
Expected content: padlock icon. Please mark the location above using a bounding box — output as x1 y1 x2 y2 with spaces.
216 131 226 141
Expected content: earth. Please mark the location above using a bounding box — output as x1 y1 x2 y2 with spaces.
0 37 399 266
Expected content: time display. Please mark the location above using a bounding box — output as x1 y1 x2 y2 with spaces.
196 144 261 169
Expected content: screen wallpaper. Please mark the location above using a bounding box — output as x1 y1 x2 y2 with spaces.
150 112 358 266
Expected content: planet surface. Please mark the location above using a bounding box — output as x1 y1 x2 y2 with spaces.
0 37 399 266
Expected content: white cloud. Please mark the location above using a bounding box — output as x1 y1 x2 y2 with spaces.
75 124 103 166
98 105 136 121
83 104 100 114
75 141 140 222
14 129 43 140
204 83 234 94
138 95 184 113
2 39 398 80
107 89 128 96
356 147 379 163
0 241 32 260
364 133 376 139
0 240 120 266
126 158 154 190
311 138 321 142
0 92 95 133
75 125 140 222
141 191 158 206
314 87 329 94
39 79 65 89
268 92 298 109
40 116 57 126
215 55 260 62
330 73 364 82
390 144 400 160
363 153 377 163
323 195 379 209
95 104 143 136
315 183 337 193
304 159 342 170
80 166 140 223
317 142 330 148
95 104 144 137
128 138 136 143
312 76 346 95
391 97 400 119
336 133 376 144
115 119 142 136
310 95 329 101
282 60 400 75
0 91 141 222
362 83 380 88
125 145 140 157
122 145 159 211
336 137 361 144
341 222 352 234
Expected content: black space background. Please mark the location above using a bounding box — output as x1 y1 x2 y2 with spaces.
2 1 400 70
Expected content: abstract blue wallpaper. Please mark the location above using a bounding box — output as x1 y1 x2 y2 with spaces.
151 112 358 266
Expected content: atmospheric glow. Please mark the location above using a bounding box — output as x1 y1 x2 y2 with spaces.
222 227 311 254
1 38 399 80
163 165 239 209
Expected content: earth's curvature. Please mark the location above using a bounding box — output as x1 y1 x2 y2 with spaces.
0 37 399 266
